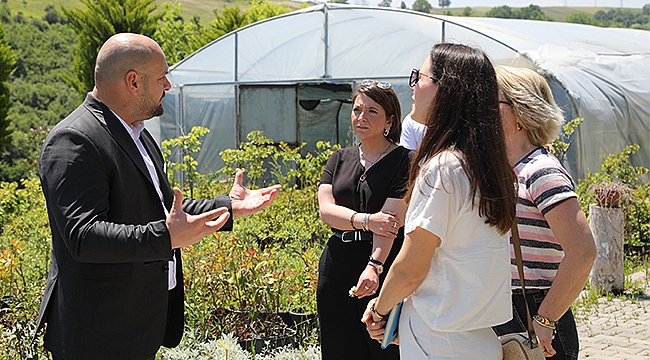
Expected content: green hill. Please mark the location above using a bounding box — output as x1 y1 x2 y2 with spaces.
429 5 643 21
4 0 645 24
4 0 305 23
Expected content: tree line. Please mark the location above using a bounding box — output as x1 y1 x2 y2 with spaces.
0 1 648 183
408 1 649 29
0 0 294 183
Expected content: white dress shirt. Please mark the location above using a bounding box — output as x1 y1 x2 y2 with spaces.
115 113 177 290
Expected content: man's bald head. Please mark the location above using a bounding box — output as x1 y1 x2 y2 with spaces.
95 33 165 86
92 33 171 123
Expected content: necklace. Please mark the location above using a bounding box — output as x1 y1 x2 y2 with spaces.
359 142 393 181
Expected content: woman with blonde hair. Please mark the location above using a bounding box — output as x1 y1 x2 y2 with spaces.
493 65 596 360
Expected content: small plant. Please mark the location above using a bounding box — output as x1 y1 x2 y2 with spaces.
162 126 211 198
179 132 331 350
590 182 631 208
0 178 51 360
220 131 339 189
576 144 649 244
219 131 276 188
572 280 623 320
624 251 650 296
551 117 583 163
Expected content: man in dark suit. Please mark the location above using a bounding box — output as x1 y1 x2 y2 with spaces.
34 33 281 360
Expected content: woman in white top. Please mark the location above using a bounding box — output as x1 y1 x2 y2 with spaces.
399 111 426 150
362 43 517 359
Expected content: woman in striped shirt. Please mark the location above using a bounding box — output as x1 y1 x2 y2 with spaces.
493 66 597 360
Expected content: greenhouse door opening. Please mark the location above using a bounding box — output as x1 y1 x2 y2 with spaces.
238 83 354 155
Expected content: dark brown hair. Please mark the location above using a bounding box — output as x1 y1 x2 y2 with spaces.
352 81 402 143
406 43 516 234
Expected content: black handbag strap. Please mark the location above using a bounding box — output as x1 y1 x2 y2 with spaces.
511 223 540 348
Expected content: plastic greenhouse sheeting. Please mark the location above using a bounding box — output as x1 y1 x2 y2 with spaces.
149 3 650 180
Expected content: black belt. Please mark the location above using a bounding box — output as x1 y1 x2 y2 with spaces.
333 230 373 242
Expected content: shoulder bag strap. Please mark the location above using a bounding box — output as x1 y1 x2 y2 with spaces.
511 222 540 348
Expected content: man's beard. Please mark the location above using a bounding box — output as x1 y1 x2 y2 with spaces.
150 103 164 118
141 83 165 119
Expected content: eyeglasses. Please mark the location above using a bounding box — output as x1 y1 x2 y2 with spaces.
361 79 392 90
409 69 439 87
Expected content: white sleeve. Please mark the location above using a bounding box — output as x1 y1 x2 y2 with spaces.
400 115 426 151
405 153 467 245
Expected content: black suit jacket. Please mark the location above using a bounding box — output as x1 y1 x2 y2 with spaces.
35 94 233 360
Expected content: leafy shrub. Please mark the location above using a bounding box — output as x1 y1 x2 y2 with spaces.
162 125 211 198
550 117 582 164
4 123 646 360
575 144 650 244
0 178 51 359
551 118 649 244
219 130 339 189
164 129 334 347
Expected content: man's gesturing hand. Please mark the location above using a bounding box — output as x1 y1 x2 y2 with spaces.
229 169 281 218
167 188 230 249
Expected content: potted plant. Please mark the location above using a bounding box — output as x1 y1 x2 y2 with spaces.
591 182 630 208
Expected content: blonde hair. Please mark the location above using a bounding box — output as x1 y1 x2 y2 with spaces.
495 66 564 146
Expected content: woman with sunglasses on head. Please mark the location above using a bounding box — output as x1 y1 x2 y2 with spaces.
362 43 517 359
317 79 412 360
492 66 596 360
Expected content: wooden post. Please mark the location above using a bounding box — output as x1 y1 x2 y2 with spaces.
589 204 625 294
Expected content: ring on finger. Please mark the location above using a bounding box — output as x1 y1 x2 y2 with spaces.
392 221 397 228
364 285 370 290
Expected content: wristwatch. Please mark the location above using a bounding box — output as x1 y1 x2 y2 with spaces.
368 257 384 275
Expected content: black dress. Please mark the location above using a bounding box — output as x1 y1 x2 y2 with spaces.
317 145 411 360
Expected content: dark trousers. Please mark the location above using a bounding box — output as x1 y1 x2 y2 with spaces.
317 235 401 360
493 289 579 360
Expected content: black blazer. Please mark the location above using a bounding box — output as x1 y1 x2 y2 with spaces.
35 94 233 360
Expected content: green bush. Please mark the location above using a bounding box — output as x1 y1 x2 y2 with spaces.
551 118 650 245
3 125 647 359
575 144 650 244
0 178 51 359
162 129 335 348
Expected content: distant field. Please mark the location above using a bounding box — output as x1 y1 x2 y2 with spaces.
429 6 639 21
4 0 642 23
4 0 305 23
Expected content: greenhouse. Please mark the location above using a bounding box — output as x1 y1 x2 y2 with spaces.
149 3 650 179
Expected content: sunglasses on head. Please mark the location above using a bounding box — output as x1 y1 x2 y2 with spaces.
409 69 439 87
361 79 392 90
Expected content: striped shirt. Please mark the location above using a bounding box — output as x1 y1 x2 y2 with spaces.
511 147 576 289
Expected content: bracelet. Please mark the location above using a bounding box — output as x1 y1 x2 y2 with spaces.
368 257 384 274
533 314 556 329
350 212 358 229
361 213 370 232
371 302 388 322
